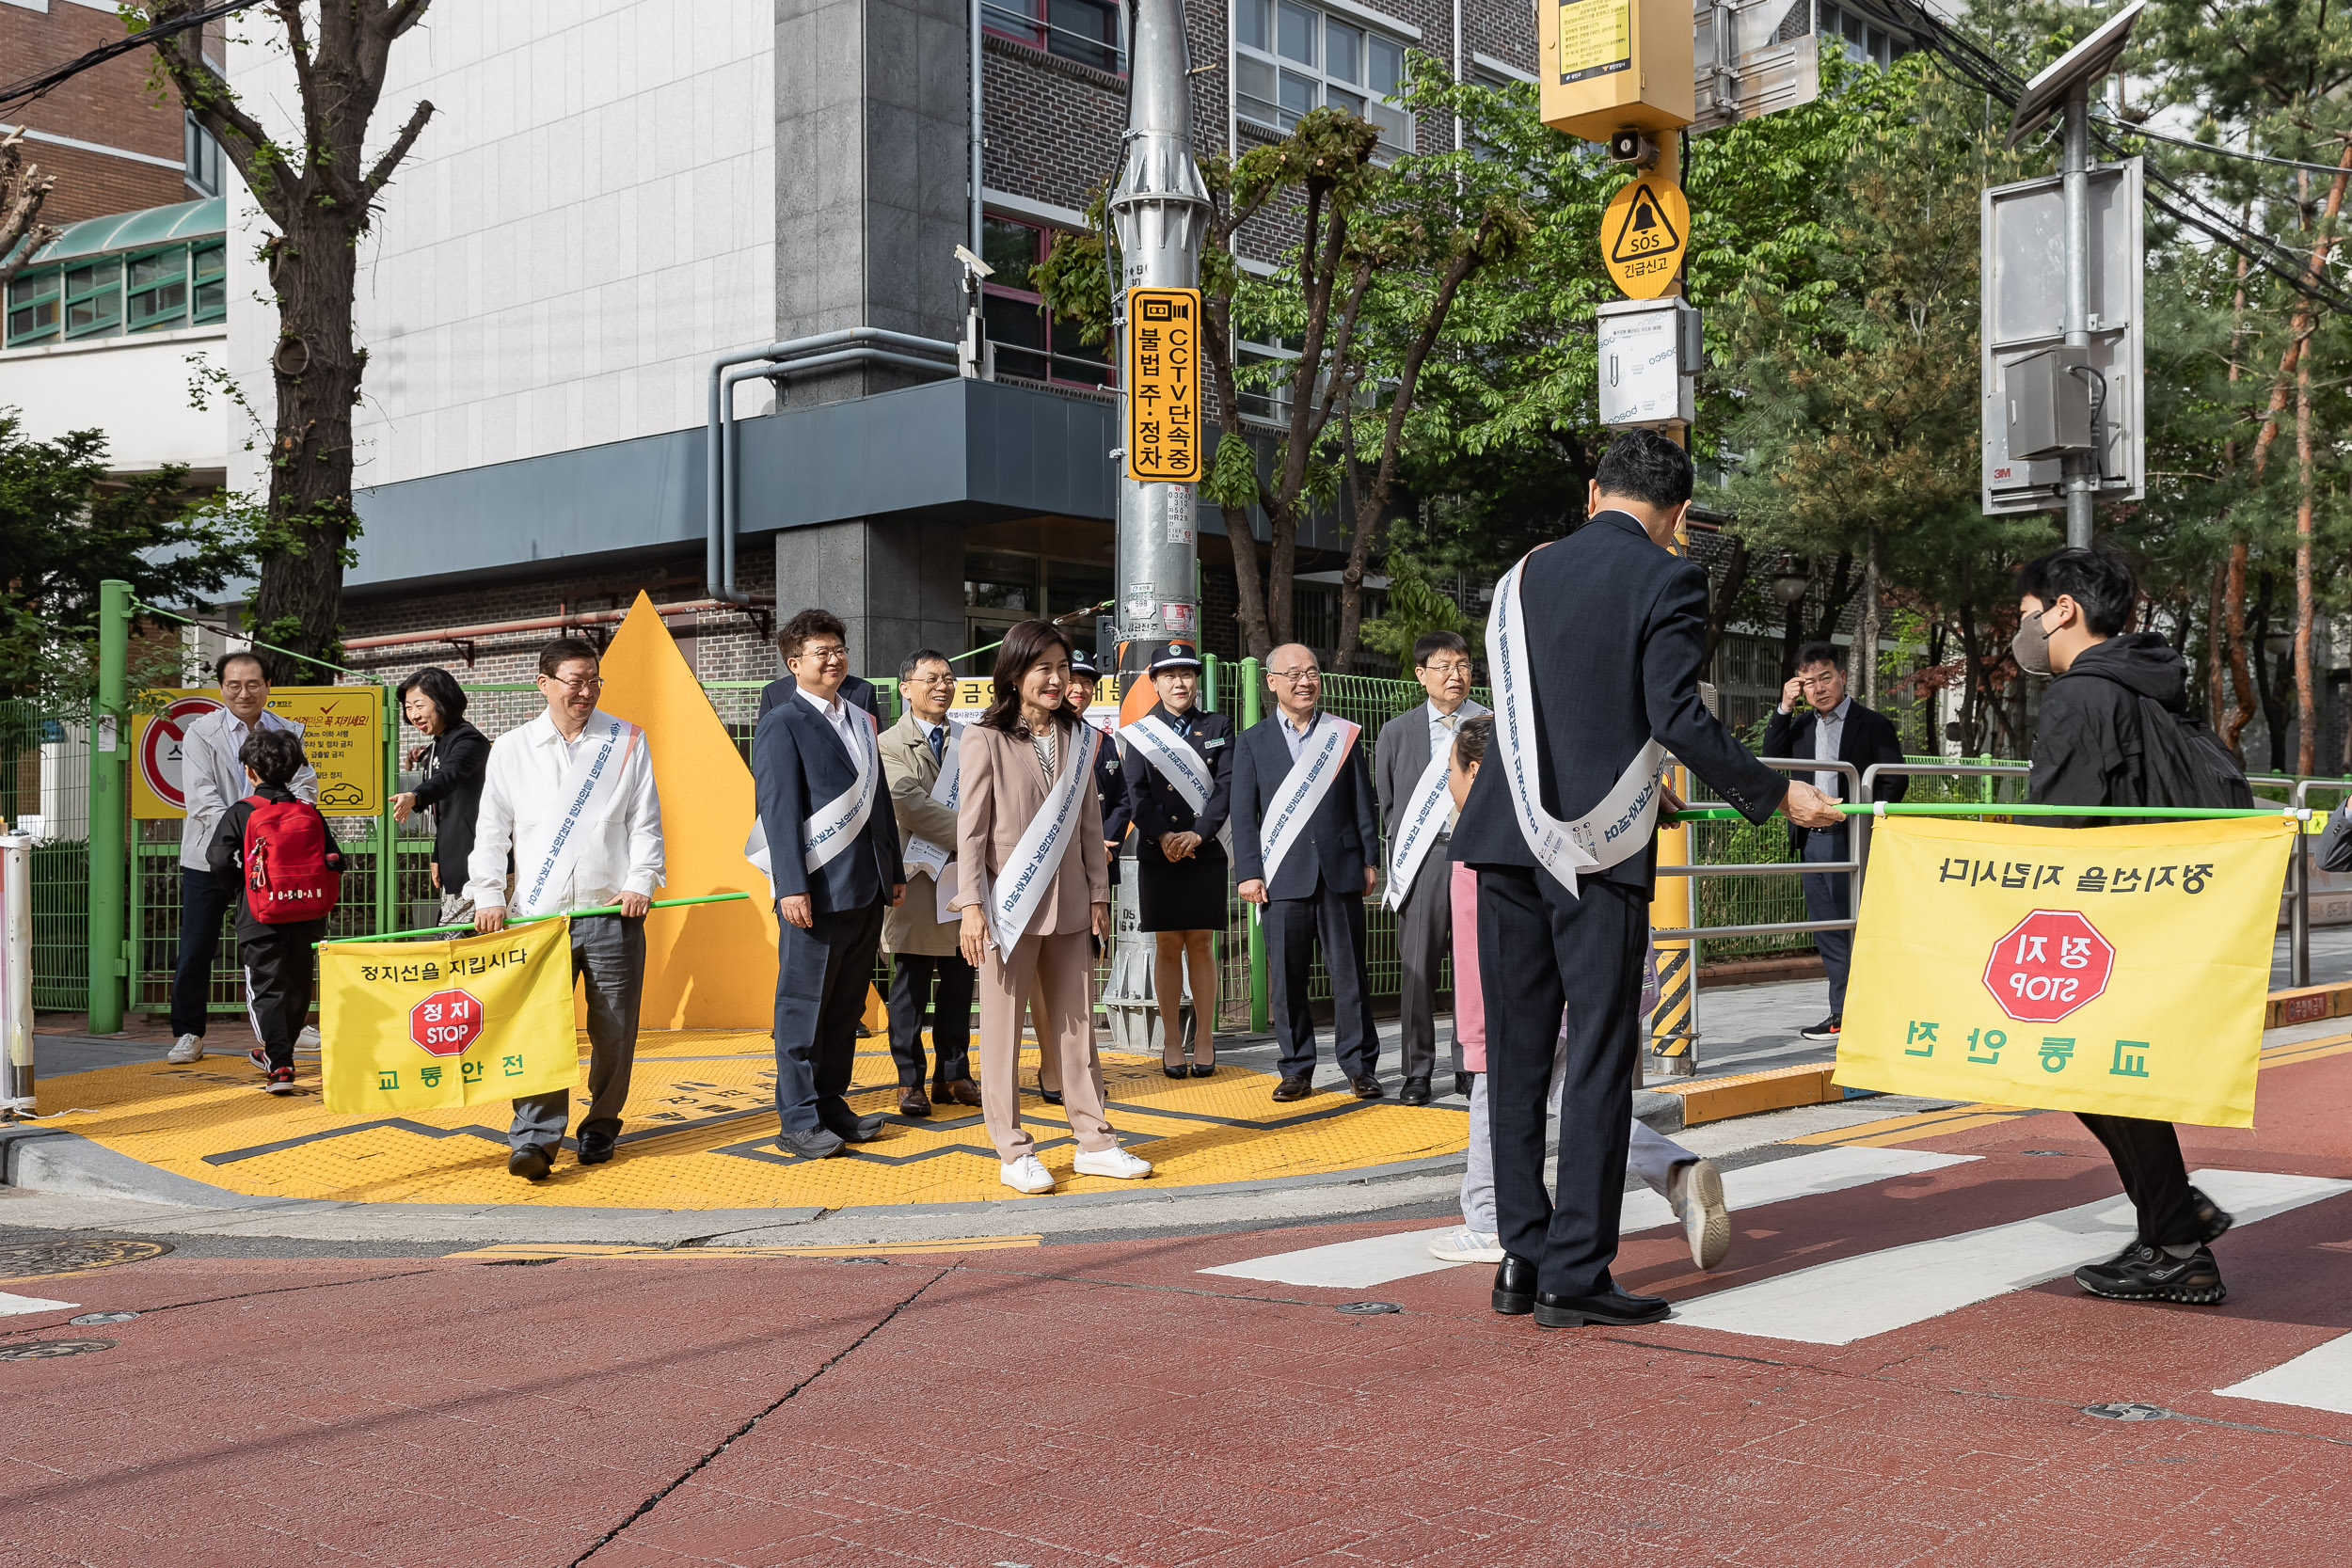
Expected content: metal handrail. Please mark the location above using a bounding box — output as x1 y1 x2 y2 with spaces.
1651 757 1859 942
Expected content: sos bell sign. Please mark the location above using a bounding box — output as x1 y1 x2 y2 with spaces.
409 989 485 1057
1982 910 2114 1024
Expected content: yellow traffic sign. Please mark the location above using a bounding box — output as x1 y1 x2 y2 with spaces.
1124 286 1202 483
1602 175 1688 298
131 686 383 818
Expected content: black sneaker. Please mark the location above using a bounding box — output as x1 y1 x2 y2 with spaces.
1799 1015 1842 1042
2188 1185 2234 1244
263 1067 296 1096
2074 1242 2226 1305
249 1045 270 1073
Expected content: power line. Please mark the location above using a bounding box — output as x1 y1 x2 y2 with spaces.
0 1 263 113
2108 119 2352 180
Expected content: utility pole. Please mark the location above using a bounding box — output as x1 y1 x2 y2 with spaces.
2060 84 2093 549
1101 0 1210 1051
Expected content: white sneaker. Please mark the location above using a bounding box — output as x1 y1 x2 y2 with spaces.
999 1154 1055 1195
1671 1158 1731 1271
1426 1225 1504 1263
166 1034 204 1064
1073 1144 1152 1180
296 1026 322 1051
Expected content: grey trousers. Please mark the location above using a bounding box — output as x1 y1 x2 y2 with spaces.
1801 828 1854 1016
510 913 644 1151
1395 841 1456 1080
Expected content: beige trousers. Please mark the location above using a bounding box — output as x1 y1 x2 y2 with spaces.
979 929 1114 1163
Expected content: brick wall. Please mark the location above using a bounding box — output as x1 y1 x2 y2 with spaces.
0 0 202 225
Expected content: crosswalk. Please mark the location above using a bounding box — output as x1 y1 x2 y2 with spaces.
0 1290 77 1317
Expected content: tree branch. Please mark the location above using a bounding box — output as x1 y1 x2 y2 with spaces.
363 97 436 199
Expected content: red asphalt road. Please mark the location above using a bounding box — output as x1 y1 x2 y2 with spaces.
7 1053 2352 1567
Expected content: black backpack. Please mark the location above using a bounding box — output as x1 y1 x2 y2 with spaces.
2080 672 2254 811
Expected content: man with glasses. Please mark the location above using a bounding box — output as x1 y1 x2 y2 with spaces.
1761 641 1908 1041
168 650 317 1063
1232 644 1384 1102
753 610 906 1159
1376 631 1489 1104
876 647 979 1117
468 638 666 1180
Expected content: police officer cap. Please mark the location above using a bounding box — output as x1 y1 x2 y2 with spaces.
1068 650 1103 681
1147 640 1203 673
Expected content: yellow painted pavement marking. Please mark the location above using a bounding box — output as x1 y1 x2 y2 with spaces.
38 1031 1465 1211
443 1236 1043 1261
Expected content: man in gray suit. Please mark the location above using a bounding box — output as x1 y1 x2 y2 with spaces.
1375 631 1488 1105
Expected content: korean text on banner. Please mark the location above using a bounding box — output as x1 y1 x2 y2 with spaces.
131 686 382 818
318 923 578 1113
1835 816 2295 1130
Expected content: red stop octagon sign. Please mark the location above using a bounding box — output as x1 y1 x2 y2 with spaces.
1983 910 2114 1024
409 989 485 1056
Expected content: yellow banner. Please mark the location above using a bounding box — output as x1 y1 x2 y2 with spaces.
131 686 382 818
318 924 577 1113
1836 816 2295 1129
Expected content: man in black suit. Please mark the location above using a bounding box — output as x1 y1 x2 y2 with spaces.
753 608 906 1160
1760 641 1909 1041
759 663 881 721
1232 643 1384 1103
1453 430 1842 1329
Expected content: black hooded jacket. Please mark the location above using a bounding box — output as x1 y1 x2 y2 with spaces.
2026 631 2184 824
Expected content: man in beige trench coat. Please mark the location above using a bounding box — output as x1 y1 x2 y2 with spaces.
878 649 982 1117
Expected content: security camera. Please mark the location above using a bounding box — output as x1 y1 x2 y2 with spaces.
954 244 994 278
1606 129 1661 168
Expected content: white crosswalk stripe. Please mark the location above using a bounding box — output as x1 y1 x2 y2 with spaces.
2216 1333 2352 1417
1670 1167 2350 1346
1199 1145 1980 1290
0 1291 78 1317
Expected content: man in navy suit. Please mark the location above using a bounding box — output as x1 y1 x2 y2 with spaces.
753 609 906 1160
1453 430 1842 1329
1232 643 1384 1103
759 666 880 721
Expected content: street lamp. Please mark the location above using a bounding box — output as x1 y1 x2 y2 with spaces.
1771 560 1813 606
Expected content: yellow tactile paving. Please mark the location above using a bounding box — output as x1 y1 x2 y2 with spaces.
37 1031 1468 1210
443 1237 1043 1260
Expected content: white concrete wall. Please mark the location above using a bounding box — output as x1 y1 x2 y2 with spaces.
0 325 230 475
226 0 775 499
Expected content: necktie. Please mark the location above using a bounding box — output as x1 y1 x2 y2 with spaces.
928 725 944 764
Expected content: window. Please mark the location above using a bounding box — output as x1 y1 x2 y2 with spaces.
983 0 1124 72
127 248 190 331
6 269 60 347
5 238 230 348
184 113 222 198
966 551 1042 612
192 241 227 324
1236 341 1296 424
1818 3 1903 69
63 258 121 339
1046 560 1114 620
979 214 1112 388
1235 0 1411 152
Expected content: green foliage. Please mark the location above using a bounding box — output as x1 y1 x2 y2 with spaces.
0 411 257 700
1359 544 1480 675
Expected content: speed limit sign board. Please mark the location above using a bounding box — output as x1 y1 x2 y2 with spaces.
132 695 224 816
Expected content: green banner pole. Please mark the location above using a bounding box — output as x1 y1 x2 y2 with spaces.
376 683 398 940
1664 802 2320 824
314 890 755 948
87 579 130 1034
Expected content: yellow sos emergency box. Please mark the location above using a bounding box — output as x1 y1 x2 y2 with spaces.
1539 0 1693 140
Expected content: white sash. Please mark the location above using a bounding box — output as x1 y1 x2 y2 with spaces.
1486 551 1668 896
901 721 966 880
1120 712 1232 857
977 723 1098 956
1257 715 1360 890
744 703 881 899
513 711 644 918
1383 748 1454 911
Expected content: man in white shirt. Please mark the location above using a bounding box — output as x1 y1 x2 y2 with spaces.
1374 630 1489 1104
167 651 316 1063
468 638 666 1180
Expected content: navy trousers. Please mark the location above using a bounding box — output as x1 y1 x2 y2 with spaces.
1482 867 1649 1300
1801 827 1854 1015
887 952 975 1088
170 867 236 1037
771 899 885 1134
1265 875 1379 1083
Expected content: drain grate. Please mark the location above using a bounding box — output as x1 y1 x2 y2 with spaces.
0 1238 171 1282
2083 1402 2169 1421
1336 1301 1403 1316
69 1311 139 1326
0 1338 116 1363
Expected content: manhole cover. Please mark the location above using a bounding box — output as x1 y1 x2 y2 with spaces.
0 1338 115 1363
2083 1402 2169 1421
0 1239 171 1282
69 1311 139 1326
1335 1301 1403 1315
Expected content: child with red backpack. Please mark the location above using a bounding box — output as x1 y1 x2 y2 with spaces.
205 727 344 1095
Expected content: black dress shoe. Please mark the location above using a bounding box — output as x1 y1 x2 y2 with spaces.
777 1126 847 1159
576 1131 616 1166
819 1111 886 1144
1533 1287 1671 1329
507 1144 552 1181
1270 1074 1312 1102
1492 1255 1536 1315
1453 1071 1472 1098
1398 1075 1432 1106
1039 1085 1064 1106
1350 1075 1384 1101
1189 1062 1216 1078
1163 1060 1189 1079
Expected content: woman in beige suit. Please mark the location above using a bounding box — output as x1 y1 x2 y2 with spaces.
954 619 1153 1195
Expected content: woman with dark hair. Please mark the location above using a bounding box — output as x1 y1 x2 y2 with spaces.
953 618 1152 1195
390 666 491 926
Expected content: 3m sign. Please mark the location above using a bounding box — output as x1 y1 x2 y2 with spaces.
1124 287 1201 483
409 990 485 1057
1982 910 2114 1024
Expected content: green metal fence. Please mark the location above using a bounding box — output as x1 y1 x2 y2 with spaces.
1 700 91 1012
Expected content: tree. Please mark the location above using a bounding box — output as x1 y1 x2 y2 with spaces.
0 413 256 700
137 1 435 672
0 127 60 293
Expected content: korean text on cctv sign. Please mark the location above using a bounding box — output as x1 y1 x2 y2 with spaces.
1125 287 1202 483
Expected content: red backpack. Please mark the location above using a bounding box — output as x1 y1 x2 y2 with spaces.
242 797 340 924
